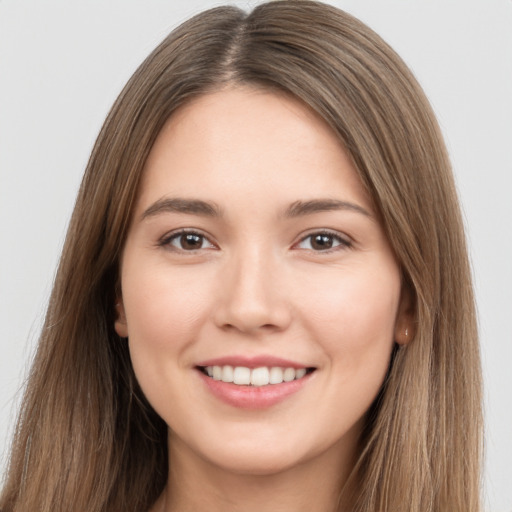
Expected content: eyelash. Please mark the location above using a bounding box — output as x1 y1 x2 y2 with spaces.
158 229 352 253
294 230 352 253
158 229 217 252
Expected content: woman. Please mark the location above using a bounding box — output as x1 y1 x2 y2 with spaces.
0 1 482 511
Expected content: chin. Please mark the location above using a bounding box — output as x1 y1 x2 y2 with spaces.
184 423 354 479
204 447 308 477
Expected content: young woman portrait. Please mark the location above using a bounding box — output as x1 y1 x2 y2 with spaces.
1 1 511 511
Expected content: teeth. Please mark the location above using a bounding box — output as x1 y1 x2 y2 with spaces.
269 367 283 384
251 367 269 386
221 365 234 383
233 366 251 385
295 368 307 379
212 366 222 380
204 365 309 386
283 367 296 382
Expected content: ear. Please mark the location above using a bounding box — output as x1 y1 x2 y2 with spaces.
114 299 129 338
394 284 415 345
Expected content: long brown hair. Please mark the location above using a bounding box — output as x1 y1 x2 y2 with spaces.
1 2 482 511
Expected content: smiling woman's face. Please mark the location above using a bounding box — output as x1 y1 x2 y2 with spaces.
115 87 410 477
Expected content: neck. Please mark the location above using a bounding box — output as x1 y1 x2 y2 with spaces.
152 433 358 512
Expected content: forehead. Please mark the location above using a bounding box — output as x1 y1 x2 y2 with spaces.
136 86 372 215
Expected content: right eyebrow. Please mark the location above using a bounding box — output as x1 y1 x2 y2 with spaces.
141 197 223 220
284 198 372 219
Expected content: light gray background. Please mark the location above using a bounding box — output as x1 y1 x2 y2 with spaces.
1 1 511 510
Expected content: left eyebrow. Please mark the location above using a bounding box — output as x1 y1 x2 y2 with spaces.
284 199 372 218
141 197 223 220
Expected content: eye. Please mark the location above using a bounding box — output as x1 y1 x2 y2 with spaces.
295 231 351 251
160 230 216 251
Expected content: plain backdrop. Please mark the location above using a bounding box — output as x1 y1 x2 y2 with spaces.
1 1 511 510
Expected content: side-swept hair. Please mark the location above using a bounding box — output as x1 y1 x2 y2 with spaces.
1 2 481 511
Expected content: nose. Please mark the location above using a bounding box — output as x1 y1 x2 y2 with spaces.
213 246 292 335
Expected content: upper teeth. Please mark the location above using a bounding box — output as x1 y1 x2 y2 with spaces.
205 366 307 386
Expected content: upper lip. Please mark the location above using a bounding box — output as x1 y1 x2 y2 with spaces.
196 355 312 369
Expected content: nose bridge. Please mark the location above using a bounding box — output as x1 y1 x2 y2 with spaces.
215 241 290 333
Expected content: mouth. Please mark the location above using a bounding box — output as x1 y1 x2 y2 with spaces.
197 365 316 387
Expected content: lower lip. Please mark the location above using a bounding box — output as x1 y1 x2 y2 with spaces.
197 370 313 409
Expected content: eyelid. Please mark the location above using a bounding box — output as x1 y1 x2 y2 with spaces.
292 229 353 251
157 227 352 253
158 228 218 251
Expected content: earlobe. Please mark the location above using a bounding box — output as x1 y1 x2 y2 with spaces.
394 284 415 345
395 323 414 345
114 300 129 338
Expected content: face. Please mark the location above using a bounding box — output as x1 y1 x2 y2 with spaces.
116 87 411 477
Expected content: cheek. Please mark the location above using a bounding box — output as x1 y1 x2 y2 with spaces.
120 261 217 423
295 264 401 434
123 264 211 347
297 262 400 369
120 262 216 407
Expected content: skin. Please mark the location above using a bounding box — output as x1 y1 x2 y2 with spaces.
115 87 412 512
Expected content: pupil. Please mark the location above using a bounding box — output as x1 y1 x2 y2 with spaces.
181 234 202 249
312 234 333 250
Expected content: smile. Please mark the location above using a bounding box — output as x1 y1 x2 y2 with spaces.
199 365 313 386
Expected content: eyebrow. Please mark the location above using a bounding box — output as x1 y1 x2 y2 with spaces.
141 197 222 220
284 199 372 218
141 197 372 221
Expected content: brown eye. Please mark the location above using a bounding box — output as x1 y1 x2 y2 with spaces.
180 233 203 250
296 231 351 251
164 231 215 251
311 234 334 250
